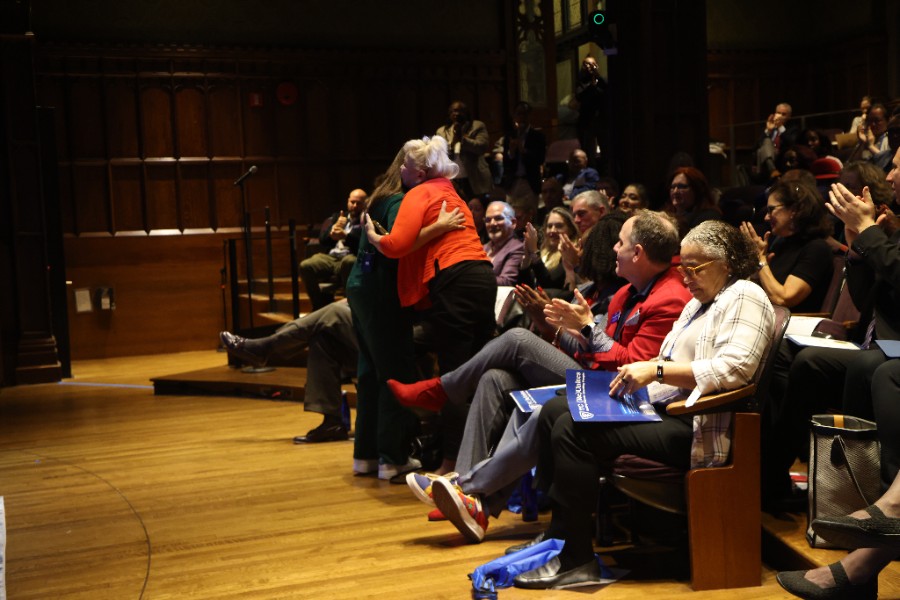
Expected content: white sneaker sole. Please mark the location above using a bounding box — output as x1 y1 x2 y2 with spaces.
378 458 422 481
432 477 485 543
406 472 437 506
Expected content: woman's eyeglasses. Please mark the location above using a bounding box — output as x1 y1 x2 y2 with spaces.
677 259 717 278
670 183 690 191
764 204 783 215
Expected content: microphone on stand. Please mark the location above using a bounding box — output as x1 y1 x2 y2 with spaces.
233 165 258 186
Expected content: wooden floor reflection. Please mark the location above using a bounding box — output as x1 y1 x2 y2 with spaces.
0 351 827 599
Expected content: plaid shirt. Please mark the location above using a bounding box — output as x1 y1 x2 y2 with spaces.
659 279 774 468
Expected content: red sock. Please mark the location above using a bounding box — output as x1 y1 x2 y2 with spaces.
387 377 448 412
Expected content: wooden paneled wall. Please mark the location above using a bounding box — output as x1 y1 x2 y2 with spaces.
707 35 890 166
39 43 509 359
36 45 509 236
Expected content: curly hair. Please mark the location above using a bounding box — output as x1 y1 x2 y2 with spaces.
402 136 459 180
681 220 759 280
767 181 832 240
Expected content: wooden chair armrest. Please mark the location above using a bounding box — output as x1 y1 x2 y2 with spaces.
666 383 757 416
792 312 829 318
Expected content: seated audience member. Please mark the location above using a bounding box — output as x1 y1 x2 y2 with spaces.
800 128 833 159
776 144 816 174
763 151 900 511
436 101 492 200
849 103 891 170
779 449 900 598
396 211 691 542
740 181 834 313
519 207 577 292
596 176 620 208
506 179 540 239
665 166 722 239
556 148 600 200
483 201 526 286
219 301 356 443
467 196 490 244
841 160 896 209
577 194 628 298
558 190 608 287
365 135 497 476
617 183 650 214
494 101 547 194
513 220 773 589
755 102 799 181
536 177 565 224
849 95 872 134
300 188 367 310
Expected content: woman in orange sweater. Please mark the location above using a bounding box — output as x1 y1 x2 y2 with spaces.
366 135 498 474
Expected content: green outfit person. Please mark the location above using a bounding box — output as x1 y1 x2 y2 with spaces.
346 192 420 475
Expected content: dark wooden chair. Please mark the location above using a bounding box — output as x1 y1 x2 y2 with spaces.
610 305 791 590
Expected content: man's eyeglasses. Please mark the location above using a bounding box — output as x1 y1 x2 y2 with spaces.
677 259 717 278
484 215 508 224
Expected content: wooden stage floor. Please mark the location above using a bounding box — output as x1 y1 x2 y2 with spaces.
0 350 896 599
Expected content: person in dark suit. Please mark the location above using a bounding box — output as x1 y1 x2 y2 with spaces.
495 101 546 195
765 148 900 508
436 101 493 200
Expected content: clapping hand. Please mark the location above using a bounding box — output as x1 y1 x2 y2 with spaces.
828 183 877 246
740 221 772 263
558 233 582 268
523 222 539 255
543 288 593 335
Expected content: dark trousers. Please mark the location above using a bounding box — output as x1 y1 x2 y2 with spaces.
424 260 497 460
535 395 692 567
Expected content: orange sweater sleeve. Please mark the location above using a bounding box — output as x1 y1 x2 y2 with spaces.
376 192 428 258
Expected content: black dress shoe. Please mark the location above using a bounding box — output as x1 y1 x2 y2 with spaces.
505 531 545 555
776 561 877 599
293 423 349 444
513 557 604 589
812 504 900 550
219 331 267 367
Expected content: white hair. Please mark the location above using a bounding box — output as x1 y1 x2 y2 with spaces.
403 136 459 180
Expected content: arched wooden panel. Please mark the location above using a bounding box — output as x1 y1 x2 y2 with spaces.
140 85 175 158
69 79 106 159
274 85 302 157
242 82 275 157
208 83 242 157
105 80 139 158
175 84 208 158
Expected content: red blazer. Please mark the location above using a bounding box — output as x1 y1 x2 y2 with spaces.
575 267 691 370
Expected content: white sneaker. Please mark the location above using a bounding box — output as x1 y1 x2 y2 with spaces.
378 457 422 481
353 458 378 475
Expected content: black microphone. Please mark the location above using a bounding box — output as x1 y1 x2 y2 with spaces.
233 165 258 186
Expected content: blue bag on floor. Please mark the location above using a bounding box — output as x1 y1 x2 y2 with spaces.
468 538 565 599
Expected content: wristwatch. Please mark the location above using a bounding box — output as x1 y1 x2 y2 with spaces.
580 323 593 339
656 361 665 383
